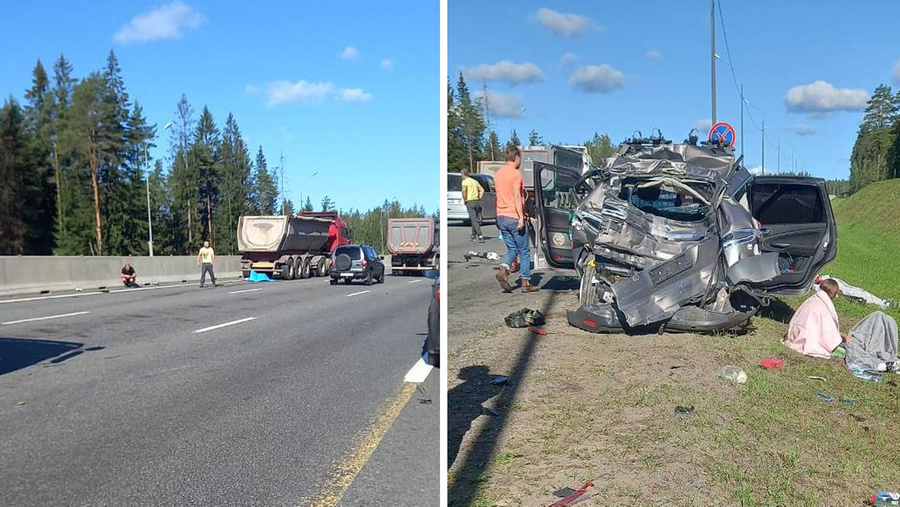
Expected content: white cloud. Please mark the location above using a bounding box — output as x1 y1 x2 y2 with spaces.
560 52 579 66
788 124 817 136
892 60 900 86
694 118 713 132
784 80 868 114
462 61 545 85
646 50 663 62
245 84 259 94
337 88 373 103
381 58 393 70
475 90 525 118
113 1 205 44
262 79 373 106
533 8 589 37
265 80 335 106
570 65 624 93
747 165 765 176
340 46 359 60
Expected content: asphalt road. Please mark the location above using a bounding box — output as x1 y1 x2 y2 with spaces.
0 272 438 506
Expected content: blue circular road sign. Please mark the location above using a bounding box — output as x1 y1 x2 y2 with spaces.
709 121 736 147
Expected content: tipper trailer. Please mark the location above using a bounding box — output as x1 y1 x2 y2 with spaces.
388 217 439 275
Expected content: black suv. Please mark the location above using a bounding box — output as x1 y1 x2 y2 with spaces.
329 244 386 285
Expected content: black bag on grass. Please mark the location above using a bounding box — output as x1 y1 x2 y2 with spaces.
504 308 545 328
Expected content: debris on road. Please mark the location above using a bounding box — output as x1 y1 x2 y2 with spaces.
548 481 596 507
464 250 500 262
528 326 547 335
490 376 510 385
807 375 827 382
717 365 747 384
504 308 545 328
418 398 432 405
675 405 695 414
817 391 835 403
247 270 274 282
759 357 784 370
848 366 883 383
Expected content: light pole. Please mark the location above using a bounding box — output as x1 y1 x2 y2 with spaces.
144 143 154 257
710 0 717 124
299 171 318 212
778 138 784 174
760 120 766 176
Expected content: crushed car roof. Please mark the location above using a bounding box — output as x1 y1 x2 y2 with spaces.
603 141 736 180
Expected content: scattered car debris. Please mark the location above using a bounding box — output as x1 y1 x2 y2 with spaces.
505 308 546 328
670 365 684 370
841 397 856 406
759 357 784 370
817 391 835 403
528 326 547 335
851 414 866 422
418 398 432 405
848 366 883 383
464 251 500 262
675 405 695 414
532 134 837 334
490 376 510 385
15 401 26 406
717 365 747 384
807 375 827 382
548 481 596 507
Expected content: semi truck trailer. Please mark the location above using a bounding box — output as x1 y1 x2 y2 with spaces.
237 211 350 280
388 217 439 275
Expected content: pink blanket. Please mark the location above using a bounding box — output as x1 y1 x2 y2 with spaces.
783 290 842 359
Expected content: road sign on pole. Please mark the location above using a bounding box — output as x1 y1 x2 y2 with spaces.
709 121 736 147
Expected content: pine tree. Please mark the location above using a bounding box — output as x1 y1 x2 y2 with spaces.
192 106 220 243
250 145 278 214
321 195 334 211
447 77 468 173
216 112 252 253
282 199 295 216
50 54 76 251
584 132 616 166
486 130 501 161
0 99 32 254
528 129 543 147
507 129 521 149
303 196 313 211
168 94 198 252
22 60 56 253
455 73 485 171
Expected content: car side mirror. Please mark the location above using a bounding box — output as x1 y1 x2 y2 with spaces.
424 269 439 279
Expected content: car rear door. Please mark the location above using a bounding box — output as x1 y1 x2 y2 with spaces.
533 161 588 268
748 176 837 294
475 175 497 220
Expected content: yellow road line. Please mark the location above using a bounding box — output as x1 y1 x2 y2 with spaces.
303 382 418 507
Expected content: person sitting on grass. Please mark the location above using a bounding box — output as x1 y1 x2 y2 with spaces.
121 263 138 288
783 278 851 359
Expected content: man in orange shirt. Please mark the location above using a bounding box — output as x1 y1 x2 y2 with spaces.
494 145 538 293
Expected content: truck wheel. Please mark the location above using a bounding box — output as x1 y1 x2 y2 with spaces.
300 258 311 279
282 261 295 280
316 258 327 277
241 270 250 280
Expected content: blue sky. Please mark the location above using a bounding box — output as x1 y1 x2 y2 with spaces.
450 0 900 180
1 0 438 212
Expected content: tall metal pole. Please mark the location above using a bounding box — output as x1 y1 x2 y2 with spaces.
761 120 766 176
777 139 781 174
710 0 717 124
740 84 744 158
144 145 154 257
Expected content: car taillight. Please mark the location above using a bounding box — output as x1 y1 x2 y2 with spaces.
362 259 368 267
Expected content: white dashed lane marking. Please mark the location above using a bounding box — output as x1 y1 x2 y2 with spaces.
193 317 257 334
2 311 91 325
347 290 370 297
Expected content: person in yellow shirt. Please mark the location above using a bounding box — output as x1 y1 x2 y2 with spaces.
197 240 217 288
461 169 484 243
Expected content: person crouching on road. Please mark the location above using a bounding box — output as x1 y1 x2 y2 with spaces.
197 240 217 288
121 263 138 288
783 278 851 358
461 168 485 243
494 145 538 294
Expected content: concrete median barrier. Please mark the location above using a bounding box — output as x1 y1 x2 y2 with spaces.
0 256 242 297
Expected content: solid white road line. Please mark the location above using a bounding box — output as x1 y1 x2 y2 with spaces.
229 288 262 294
0 280 242 305
0 292 104 305
403 358 433 383
408 279 423 284
347 290 371 297
2 311 90 326
193 317 257 334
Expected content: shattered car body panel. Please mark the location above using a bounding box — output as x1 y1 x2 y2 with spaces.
533 135 838 334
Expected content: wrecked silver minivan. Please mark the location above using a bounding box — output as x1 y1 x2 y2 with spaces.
533 133 837 333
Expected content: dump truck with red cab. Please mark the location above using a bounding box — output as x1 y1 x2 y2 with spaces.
237 211 351 280
388 217 439 275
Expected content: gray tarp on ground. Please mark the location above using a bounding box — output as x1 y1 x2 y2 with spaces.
846 311 899 370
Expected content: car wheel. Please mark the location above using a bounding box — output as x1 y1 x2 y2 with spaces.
329 278 336 285
378 270 385 283
364 269 374 286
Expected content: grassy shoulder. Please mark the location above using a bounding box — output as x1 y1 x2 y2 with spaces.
825 179 900 302
449 295 899 507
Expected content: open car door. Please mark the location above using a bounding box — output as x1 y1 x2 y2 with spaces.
533 161 590 268
748 176 837 295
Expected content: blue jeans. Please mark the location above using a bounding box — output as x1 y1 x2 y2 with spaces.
497 216 531 278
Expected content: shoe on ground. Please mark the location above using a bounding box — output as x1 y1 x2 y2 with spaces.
496 266 513 293
478 236 485 243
